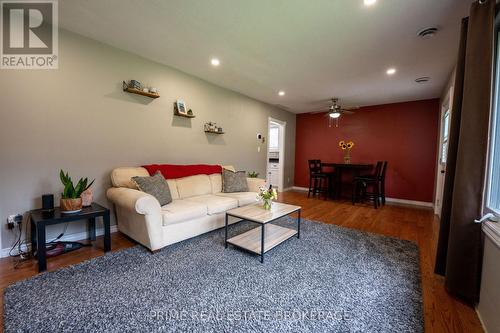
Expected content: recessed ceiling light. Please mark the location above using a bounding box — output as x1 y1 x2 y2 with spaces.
210 58 220 66
386 68 396 75
364 0 377 6
278 91 285 96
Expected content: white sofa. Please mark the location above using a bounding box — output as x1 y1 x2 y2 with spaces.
106 166 266 251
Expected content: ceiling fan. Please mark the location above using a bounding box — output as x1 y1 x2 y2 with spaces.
310 98 359 127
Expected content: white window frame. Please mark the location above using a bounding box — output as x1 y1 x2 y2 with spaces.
485 15 500 217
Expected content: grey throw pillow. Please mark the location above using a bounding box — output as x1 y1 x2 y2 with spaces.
132 171 172 206
222 169 249 193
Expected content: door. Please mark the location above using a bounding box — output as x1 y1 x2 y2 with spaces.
267 118 286 191
434 92 453 216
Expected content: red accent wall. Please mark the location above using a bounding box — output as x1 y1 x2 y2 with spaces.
294 99 440 202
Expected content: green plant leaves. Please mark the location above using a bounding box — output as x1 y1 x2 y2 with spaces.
59 170 95 199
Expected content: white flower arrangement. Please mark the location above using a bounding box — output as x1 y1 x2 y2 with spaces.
257 185 278 209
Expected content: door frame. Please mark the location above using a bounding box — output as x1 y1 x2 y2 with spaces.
434 87 454 216
267 117 286 191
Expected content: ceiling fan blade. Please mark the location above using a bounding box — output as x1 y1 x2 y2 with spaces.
342 106 360 111
309 109 330 114
341 110 355 115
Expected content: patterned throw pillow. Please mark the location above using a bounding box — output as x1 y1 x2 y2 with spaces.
222 169 249 193
132 171 172 206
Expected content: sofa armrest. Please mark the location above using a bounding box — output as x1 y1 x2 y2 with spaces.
246 177 267 192
106 187 161 215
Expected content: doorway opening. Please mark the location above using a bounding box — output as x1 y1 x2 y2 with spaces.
267 118 286 191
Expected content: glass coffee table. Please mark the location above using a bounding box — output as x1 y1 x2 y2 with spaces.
224 202 301 263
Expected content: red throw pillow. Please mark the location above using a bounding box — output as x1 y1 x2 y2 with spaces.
142 164 222 179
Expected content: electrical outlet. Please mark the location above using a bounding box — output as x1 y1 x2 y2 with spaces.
7 214 22 229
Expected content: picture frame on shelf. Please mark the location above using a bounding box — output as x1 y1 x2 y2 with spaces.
176 100 187 115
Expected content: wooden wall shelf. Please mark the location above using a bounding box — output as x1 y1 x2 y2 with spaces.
122 81 160 99
174 111 196 118
205 130 225 134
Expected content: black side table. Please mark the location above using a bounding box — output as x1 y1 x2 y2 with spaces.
30 203 111 272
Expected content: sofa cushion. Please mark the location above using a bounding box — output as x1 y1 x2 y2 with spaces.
176 174 212 199
209 174 222 194
111 167 149 189
166 179 179 200
132 172 172 206
185 194 238 215
222 169 249 193
216 192 257 207
161 200 207 226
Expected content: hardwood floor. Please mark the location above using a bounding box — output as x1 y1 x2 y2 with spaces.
0 191 484 333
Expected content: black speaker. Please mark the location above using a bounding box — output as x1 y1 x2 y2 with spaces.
42 194 54 212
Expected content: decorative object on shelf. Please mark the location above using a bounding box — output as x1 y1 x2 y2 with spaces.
59 170 95 214
339 140 354 164
204 122 224 134
257 185 278 210
42 194 55 212
122 81 160 99
130 80 141 89
150 87 158 94
247 171 259 178
173 102 195 118
176 100 187 115
81 188 93 207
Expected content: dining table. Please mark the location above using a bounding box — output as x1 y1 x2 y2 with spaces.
321 163 374 199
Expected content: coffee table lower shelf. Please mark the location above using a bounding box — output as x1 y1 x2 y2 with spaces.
226 224 297 256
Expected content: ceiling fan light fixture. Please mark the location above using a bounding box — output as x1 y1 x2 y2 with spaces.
329 112 341 119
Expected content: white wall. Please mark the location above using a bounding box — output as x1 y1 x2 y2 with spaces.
0 29 296 249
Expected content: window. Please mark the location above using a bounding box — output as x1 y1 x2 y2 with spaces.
486 28 500 214
269 127 279 150
441 110 450 164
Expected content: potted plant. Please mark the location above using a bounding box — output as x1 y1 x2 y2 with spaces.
247 171 259 178
59 170 94 213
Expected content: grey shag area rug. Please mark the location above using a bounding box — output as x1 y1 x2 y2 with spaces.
4 218 423 332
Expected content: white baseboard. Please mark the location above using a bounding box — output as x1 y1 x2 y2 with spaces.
282 187 294 192
475 307 489 333
1 225 118 258
287 187 433 208
291 186 308 192
385 198 433 208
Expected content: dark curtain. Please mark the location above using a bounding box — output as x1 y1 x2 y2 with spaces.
434 0 495 305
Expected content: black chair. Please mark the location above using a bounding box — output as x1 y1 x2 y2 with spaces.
352 161 387 208
307 160 331 200
379 161 388 205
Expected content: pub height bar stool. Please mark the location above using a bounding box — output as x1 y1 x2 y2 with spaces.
307 160 334 200
352 161 387 209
